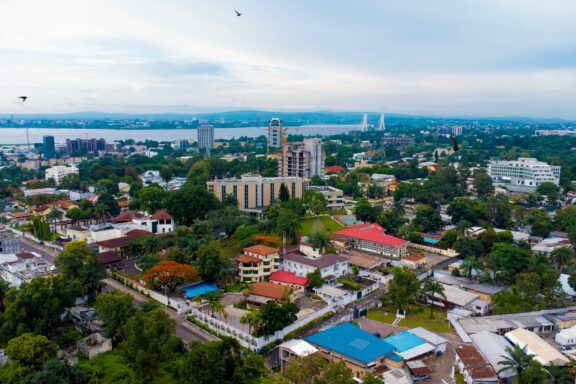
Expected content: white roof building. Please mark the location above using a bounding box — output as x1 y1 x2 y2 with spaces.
555 325 576 346
279 339 318 357
505 328 570 366
559 274 576 297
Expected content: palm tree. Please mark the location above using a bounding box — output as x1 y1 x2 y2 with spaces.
546 366 573 384
46 208 63 231
240 311 261 335
460 256 483 278
216 257 238 290
550 246 574 273
205 291 223 317
93 203 110 224
456 220 472 237
423 279 445 318
498 345 535 383
310 232 329 255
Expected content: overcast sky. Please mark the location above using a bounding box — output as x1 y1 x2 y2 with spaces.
1 0 575 118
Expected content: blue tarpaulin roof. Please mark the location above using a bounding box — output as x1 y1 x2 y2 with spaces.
305 323 395 364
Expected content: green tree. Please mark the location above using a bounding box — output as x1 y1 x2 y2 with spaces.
309 232 329 254
486 195 513 229
531 217 553 238
283 354 352 384
306 268 324 290
0 279 9 312
498 345 535 384
208 205 248 236
22 359 85 384
58 173 81 190
253 301 298 338
5 333 56 370
94 291 135 343
355 198 380 223
569 271 576 292
303 190 328 216
279 183 290 201
55 240 104 302
488 243 534 284
361 374 385 384
383 266 420 313
550 246 574 273
413 204 443 232
447 198 487 225
423 279 445 318
377 204 406 235
453 237 484 258
196 241 225 282
536 181 560 205
472 169 494 197
166 184 221 226
555 206 576 231
97 191 120 216
275 208 301 243
120 309 180 381
460 256 483 278
137 184 167 214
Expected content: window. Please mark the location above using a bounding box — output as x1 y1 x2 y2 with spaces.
221 185 226 198
244 185 249 209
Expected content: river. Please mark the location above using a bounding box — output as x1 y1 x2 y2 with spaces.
0 125 360 145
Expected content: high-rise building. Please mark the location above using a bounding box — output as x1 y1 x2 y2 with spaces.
45 165 79 185
487 157 561 193
65 138 106 154
198 124 214 155
207 174 309 215
452 126 463 136
278 138 325 178
268 118 283 149
43 135 55 159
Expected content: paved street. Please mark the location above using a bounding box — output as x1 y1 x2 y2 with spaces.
20 237 59 263
102 278 216 344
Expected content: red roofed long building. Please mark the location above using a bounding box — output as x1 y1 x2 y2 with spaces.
269 270 308 291
335 223 408 259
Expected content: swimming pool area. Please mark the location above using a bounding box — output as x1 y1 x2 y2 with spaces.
423 237 439 244
181 282 218 298
335 215 362 226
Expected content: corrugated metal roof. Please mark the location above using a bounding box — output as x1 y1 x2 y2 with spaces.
470 331 515 379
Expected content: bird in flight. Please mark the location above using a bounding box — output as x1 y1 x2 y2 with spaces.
234 10 242 16
18 96 28 102
449 135 459 151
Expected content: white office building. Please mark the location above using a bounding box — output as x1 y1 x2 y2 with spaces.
268 118 283 149
198 124 214 155
487 157 560 193
45 165 79 185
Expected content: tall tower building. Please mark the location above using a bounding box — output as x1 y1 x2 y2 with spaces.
377 114 386 131
43 135 55 159
198 124 214 155
268 118 283 149
278 138 325 179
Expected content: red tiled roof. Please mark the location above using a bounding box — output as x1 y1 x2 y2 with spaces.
243 244 279 256
151 209 173 220
404 254 426 262
269 271 308 286
336 223 408 247
250 282 292 300
454 345 497 380
236 254 263 264
325 165 345 173
16 252 36 260
96 231 149 249
55 199 77 209
113 210 144 223
8 211 32 218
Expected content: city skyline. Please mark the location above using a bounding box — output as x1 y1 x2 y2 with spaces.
1 1 576 118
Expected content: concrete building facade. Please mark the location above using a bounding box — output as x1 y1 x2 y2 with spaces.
268 118 283 149
487 157 560 193
278 138 325 179
198 124 214 155
45 165 79 185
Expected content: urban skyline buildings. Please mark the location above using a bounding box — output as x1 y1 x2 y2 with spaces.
278 138 325 179
268 118 284 149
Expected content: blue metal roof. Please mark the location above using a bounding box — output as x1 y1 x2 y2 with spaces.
305 323 395 364
384 331 426 353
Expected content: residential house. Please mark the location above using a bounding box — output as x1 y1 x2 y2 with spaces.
432 283 490 315
401 253 427 269
433 271 506 304
283 253 348 282
246 281 292 305
268 270 308 291
278 339 318 370
95 229 150 256
235 245 280 283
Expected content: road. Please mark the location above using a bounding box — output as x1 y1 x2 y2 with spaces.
102 278 216 344
20 237 59 263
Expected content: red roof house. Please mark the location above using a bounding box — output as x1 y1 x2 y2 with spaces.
335 223 409 259
269 270 308 290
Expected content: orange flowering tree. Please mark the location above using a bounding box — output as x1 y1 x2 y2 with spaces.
251 235 282 247
143 260 198 293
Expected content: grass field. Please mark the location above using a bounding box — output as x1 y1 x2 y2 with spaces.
366 306 453 333
300 216 345 237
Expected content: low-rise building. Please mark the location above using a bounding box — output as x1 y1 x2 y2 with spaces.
306 322 402 380
0 229 21 254
453 344 498 384
283 253 348 280
555 325 576 346
0 252 54 287
307 186 344 210
433 283 490 315
236 245 280 283
45 165 78 185
335 223 408 259
268 270 308 291
383 331 436 361
278 339 318 370
246 281 292 305
401 253 427 269
433 271 506 304
469 331 516 383
505 328 570 366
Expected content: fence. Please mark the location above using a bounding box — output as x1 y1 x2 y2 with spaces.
188 305 334 351
410 242 459 258
114 274 169 306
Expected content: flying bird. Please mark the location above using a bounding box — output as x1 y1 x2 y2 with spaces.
449 135 459 151
18 96 28 102
234 10 242 16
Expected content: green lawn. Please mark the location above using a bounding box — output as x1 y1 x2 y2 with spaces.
366 306 453 333
300 216 345 237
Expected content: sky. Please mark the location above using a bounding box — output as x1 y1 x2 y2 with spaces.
1 0 576 118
